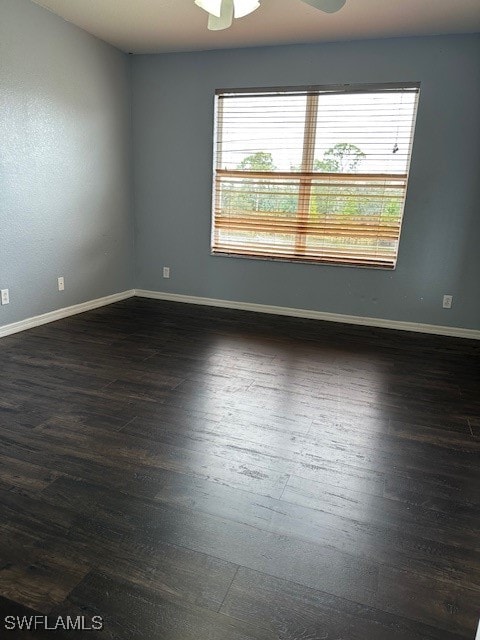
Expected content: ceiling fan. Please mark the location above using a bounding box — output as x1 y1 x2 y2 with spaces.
195 0 347 30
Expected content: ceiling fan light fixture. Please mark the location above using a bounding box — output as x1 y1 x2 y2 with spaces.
194 0 223 18
197 0 346 32
196 0 260 28
207 0 234 29
233 0 261 19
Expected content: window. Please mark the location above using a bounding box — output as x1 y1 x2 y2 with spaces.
211 83 419 269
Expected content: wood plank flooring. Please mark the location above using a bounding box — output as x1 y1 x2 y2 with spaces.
0 298 479 639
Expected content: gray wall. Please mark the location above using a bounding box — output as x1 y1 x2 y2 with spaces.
0 0 134 327
1 11 478 332
132 35 480 330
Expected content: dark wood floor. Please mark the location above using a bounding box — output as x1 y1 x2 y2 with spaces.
0 298 479 639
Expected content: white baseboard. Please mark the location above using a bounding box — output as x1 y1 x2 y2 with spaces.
0 290 135 339
135 289 480 340
2 288 478 341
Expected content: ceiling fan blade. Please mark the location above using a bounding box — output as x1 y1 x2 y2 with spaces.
207 0 234 30
301 0 346 13
233 0 260 19
195 0 223 18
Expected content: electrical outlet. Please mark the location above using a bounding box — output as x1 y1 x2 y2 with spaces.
1 289 9 305
58 277 65 291
443 295 453 309
163 267 170 279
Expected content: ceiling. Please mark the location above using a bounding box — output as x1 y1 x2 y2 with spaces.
31 0 480 54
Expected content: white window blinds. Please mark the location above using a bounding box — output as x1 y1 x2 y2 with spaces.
211 84 419 268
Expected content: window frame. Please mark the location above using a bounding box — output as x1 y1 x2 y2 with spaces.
210 82 420 270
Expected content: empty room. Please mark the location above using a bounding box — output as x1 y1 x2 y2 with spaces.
1 0 479 638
